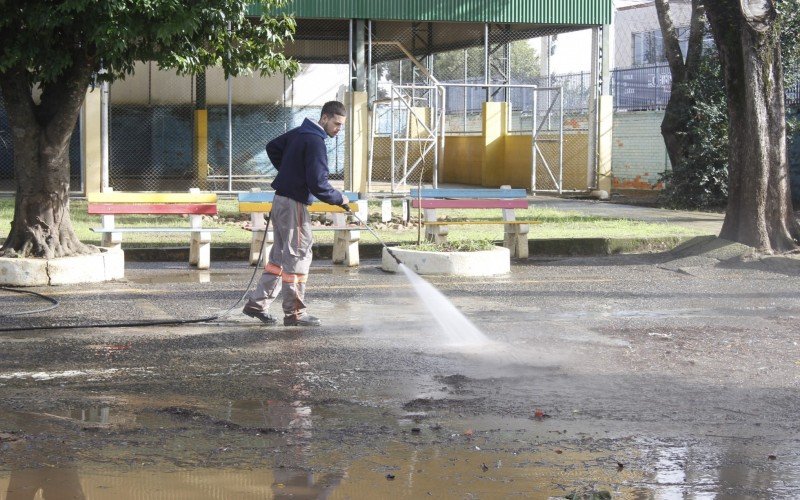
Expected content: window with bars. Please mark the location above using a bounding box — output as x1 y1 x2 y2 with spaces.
631 27 714 67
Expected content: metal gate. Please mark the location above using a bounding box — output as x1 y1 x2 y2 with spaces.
531 86 565 193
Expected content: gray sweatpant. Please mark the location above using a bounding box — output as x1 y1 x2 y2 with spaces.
247 195 313 319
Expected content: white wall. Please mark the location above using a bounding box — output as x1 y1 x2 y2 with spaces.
612 110 669 188
109 62 349 107
612 0 692 69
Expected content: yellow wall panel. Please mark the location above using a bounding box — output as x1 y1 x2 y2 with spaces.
441 136 483 185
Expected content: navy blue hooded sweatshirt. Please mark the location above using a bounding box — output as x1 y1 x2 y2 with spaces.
267 118 344 206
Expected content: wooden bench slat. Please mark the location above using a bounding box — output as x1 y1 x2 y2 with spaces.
411 199 529 209
308 202 349 213
88 190 221 270
88 192 217 204
238 191 360 203
239 201 350 213
91 227 224 233
422 220 540 226
410 188 526 199
88 203 218 215
251 226 360 232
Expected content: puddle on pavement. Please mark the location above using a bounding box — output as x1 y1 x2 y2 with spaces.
127 271 241 284
309 266 359 277
125 267 358 285
554 306 791 321
2 399 798 498
2 438 796 499
68 406 111 424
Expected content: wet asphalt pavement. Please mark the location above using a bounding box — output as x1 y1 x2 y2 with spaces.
0 247 799 498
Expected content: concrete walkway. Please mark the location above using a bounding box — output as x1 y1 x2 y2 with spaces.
531 195 725 234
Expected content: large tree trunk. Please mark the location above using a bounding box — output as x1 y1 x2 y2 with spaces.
655 0 706 168
0 61 97 259
706 0 800 252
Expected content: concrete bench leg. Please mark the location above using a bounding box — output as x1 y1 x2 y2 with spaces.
100 215 122 250
101 231 123 251
381 199 392 223
331 212 360 266
502 207 528 258
424 209 448 244
504 224 529 259
250 229 274 266
333 229 361 266
190 231 213 269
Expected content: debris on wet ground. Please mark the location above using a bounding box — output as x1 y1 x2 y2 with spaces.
0 432 21 443
564 489 612 500
532 408 551 420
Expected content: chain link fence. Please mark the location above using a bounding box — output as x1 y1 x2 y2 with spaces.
368 21 461 191
107 60 348 193
108 65 194 192
367 21 593 193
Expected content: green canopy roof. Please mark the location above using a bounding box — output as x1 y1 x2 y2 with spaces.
250 0 612 25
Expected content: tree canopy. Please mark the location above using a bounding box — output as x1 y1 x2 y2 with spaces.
0 0 298 86
0 0 298 259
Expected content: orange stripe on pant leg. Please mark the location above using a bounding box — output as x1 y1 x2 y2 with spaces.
281 272 308 284
264 262 283 275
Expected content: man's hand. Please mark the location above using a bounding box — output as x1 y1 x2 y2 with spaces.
341 194 351 212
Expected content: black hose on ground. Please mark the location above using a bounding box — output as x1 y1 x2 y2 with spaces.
0 286 60 316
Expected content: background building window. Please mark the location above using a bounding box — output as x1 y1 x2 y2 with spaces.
632 27 690 66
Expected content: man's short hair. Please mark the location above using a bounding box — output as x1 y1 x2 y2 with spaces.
321 100 346 118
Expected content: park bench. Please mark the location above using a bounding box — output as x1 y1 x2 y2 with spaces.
87 189 223 270
408 187 533 258
237 190 367 267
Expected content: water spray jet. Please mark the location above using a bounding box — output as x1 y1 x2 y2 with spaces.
344 205 490 347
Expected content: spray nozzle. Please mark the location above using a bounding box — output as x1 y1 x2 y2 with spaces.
386 248 403 265
348 209 403 268
341 203 351 213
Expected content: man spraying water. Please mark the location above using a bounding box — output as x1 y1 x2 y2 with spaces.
243 101 350 327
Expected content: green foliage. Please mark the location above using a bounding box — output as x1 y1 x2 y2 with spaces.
778 0 800 88
379 40 539 85
657 1 800 210
777 0 800 205
432 41 539 82
659 52 729 210
400 240 497 252
0 0 298 86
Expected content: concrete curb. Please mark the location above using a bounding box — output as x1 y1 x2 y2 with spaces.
118 236 697 264
0 248 124 286
380 246 510 276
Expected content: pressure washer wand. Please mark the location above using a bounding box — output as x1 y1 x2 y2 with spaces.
343 205 403 266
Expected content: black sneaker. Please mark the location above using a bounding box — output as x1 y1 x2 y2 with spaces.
283 314 321 327
243 306 277 325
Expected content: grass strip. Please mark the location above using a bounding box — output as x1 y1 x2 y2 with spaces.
0 197 707 249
